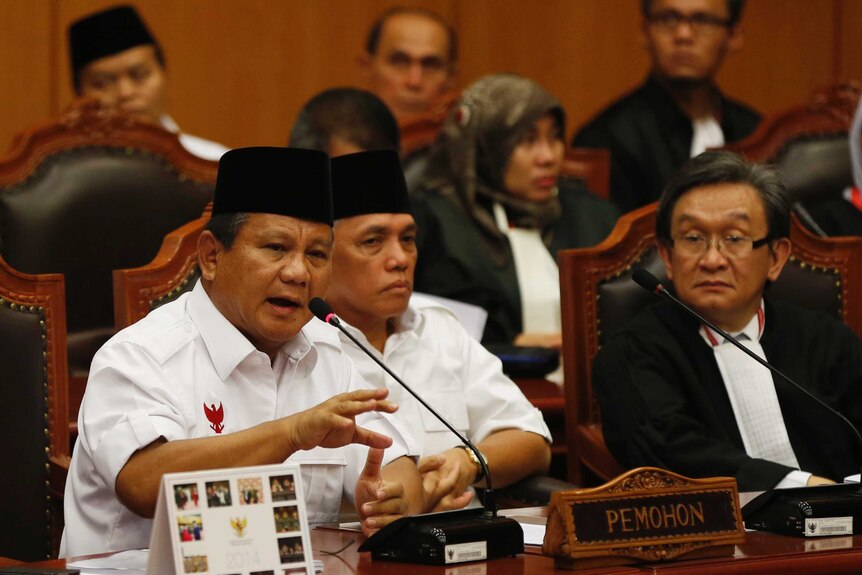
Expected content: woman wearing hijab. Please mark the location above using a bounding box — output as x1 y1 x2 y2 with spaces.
414 73 619 345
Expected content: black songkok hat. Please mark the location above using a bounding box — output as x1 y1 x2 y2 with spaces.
69 5 158 75
212 147 333 226
330 150 411 219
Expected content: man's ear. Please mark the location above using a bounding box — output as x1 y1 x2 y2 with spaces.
443 63 458 92
198 230 224 281
766 237 792 282
658 241 675 282
727 23 744 53
357 52 372 78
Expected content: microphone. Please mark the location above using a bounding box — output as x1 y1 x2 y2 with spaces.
308 297 523 563
632 267 862 536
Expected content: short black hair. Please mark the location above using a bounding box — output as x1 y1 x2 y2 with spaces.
288 88 400 154
365 6 458 64
641 0 746 26
205 212 249 249
657 151 790 244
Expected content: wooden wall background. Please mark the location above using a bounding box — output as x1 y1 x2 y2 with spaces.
1 0 860 152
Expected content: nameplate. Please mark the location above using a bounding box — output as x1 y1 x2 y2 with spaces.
147 463 314 575
543 467 745 569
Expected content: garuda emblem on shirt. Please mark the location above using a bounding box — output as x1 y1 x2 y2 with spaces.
204 402 225 434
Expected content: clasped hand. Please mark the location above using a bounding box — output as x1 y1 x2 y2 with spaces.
417 448 475 513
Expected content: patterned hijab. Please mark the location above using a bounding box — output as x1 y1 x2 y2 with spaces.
422 73 566 266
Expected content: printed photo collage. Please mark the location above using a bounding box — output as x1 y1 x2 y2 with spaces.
167 468 312 575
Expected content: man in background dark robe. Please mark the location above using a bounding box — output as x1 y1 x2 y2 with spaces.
573 0 760 213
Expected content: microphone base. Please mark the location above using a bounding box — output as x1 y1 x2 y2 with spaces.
358 508 524 564
743 483 862 536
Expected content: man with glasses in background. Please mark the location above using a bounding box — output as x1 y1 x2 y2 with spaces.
573 0 760 213
592 151 862 492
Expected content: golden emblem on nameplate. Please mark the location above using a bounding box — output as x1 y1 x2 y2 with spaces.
543 467 745 570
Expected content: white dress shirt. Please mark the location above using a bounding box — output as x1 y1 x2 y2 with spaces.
689 115 725 157
338 294 551 457
701 302 811 488
492 203 561 334
61 281 417 556
160 115 229 161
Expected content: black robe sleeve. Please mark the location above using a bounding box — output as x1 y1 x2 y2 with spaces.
595 299 862 491
593 302 794 491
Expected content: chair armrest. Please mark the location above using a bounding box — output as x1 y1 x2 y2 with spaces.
49 455 70 500
495 475 579 507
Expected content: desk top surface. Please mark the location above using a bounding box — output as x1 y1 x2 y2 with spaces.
8 508 862 574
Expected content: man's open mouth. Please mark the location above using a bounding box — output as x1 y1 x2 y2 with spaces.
268 297 300 309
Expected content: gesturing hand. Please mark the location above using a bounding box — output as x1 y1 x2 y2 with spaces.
286 388 398 452
355 448 409 535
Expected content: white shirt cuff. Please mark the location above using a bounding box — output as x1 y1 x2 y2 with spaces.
774 470 812 489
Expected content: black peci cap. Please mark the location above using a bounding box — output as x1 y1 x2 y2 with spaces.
330 150 411 220
69 5 159 77
212 147 333 226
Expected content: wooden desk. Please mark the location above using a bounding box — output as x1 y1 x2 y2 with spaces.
13 514 862 575
314 529 862 575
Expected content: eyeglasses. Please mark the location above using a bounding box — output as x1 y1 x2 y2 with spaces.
671 233 772 258
648 10 731 34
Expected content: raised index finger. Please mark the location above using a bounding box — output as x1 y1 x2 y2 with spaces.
359 447 386 482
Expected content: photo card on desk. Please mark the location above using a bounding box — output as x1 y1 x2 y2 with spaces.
147 463 313 575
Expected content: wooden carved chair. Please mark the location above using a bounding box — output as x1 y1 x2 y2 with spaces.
0 257 70 560
400 91 459 159
559 202 862 486
724 82 861 235
0 99 218 415
561 148 611 200
114 210 211 330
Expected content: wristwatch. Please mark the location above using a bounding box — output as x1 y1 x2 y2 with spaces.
455 445 486 483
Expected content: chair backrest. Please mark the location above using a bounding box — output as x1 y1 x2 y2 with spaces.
114 211 211 330
561 147 611 200
0 99 218 374
399 91 458 158
559 202 862 484
724 82 861 206
0 257 69 560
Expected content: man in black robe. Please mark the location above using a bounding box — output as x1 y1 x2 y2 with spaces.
572 0 760 213
593 151 862 491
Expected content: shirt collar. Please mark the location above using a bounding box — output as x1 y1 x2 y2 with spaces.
700 300 765 347
392 299 422 333
187 281 316 380
338 297 423 350
160 114 180 134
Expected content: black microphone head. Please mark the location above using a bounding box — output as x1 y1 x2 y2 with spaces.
308 297 334 323
632 267 663 293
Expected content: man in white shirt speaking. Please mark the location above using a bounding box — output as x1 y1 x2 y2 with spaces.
61 147 423 556
327 149 552 512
